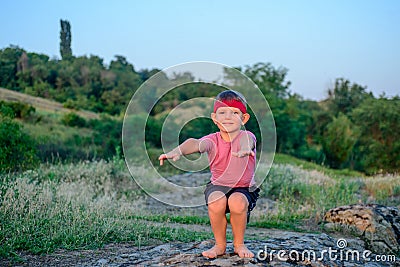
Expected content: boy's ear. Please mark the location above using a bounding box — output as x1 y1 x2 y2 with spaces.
211 113 217 124
242 113 250 125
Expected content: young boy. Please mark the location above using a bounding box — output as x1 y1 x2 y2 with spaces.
158 90 260 258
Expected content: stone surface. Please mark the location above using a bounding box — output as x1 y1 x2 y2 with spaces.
5 232 399 266
323 203 400 254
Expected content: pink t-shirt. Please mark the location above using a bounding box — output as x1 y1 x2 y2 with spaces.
199 130 256 188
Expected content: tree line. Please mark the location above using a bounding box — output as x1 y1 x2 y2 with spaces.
0 44 399 174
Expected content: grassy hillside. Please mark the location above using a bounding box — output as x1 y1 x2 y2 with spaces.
0 88 122 164
0 87 99 120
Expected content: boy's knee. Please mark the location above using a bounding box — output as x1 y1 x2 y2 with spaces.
228 193 248 214
207 191 227 212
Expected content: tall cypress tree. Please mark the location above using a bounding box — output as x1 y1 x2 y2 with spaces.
60 19 72 60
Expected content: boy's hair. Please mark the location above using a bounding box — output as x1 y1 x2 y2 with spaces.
215 90 247 104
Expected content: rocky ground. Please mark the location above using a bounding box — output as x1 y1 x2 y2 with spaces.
2 172 400 267
4 231 398 266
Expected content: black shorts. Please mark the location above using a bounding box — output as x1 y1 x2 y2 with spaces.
204 182 260 223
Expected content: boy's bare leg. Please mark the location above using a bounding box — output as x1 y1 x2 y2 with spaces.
228 192 254 258
202 191 227 258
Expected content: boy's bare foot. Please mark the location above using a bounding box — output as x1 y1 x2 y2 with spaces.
234 244 254 258
202 244 226 258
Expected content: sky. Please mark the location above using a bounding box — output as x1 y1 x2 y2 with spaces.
1 0 399 100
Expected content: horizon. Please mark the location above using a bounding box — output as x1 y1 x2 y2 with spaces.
1 0 399 101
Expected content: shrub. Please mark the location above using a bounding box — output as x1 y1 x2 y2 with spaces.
61 112 86 127
0 115 38 172
0 100 35 119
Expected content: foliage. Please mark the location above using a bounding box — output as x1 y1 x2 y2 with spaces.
351 97 400 174
60 19 72 60
273 153 363 178
322 113 359 169
0 114 38 172
0 46 143 116
0 46 25 91
61 112 86 127
327 78 373 116
242 62 291 99
0 42 399 173
90 116 123 159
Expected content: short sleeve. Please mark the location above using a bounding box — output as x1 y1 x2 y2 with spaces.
247 131 257 145
199 134 216 153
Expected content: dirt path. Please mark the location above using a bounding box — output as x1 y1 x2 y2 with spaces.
0 87 99 119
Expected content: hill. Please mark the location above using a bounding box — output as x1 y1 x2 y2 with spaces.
0 87 99 120
0 87 122 164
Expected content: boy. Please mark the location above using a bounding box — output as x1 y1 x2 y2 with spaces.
158 90 259 258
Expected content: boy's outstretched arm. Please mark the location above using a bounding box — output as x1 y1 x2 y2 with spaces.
159 138 203 166
232 132 255 158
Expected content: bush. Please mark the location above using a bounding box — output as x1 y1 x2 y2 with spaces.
91 117 122 159
61 112 86 127
0 115 38 172
0 101 35 119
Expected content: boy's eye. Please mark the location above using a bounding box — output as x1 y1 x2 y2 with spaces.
234 112 239 114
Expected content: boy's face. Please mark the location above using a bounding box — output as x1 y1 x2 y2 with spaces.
211 106 250 134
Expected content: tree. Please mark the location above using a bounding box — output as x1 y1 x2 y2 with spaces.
60 19 72 60
103 55 142 115
242 62 291 99
351 97 400 174
327 78 373 116
238 63 295 154
0 46 25 90
322 113 359 169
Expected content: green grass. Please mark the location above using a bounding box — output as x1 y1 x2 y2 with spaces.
132 214 210 225
249 216 305 231
273 153 364 178
257 163 364 228
23 119 93 141
0 160 212 258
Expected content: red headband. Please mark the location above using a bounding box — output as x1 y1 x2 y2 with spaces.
213 99 247 114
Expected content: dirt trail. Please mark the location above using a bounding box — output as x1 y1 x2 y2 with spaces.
0 87 99 119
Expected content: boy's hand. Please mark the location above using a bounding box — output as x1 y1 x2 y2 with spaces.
158 152 181 166
233 132 255 158
232 150 255 158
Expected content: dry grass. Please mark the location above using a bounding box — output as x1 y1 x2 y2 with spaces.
0 87 99 119
0 160 210 258
363 174 400 202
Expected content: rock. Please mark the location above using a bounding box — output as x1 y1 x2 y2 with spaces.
96 258 108 265
323 203 400 254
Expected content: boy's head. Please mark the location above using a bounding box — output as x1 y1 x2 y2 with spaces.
212 90 250 132
213 90 247 114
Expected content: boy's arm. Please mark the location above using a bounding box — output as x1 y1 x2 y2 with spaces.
232 132 255 158
159 138 203 166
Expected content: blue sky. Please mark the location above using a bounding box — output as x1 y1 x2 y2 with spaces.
1 0 399 100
